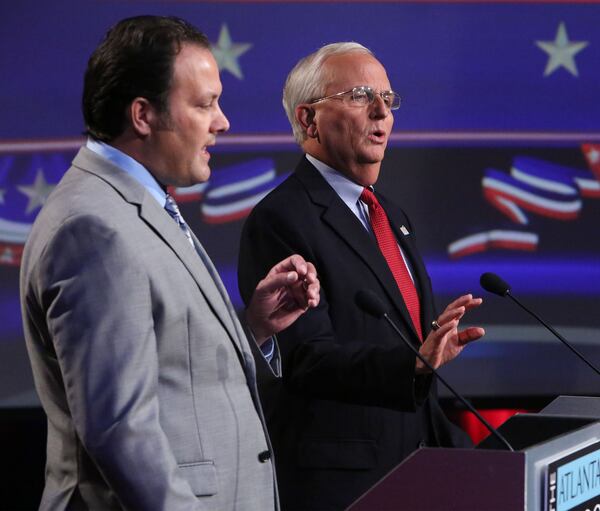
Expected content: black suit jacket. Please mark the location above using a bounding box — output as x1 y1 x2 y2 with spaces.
238 157 471 511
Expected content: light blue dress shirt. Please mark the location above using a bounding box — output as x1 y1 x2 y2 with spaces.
86 138 167 207
305 153 372 232
306 153 415 281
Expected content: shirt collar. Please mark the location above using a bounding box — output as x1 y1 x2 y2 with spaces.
86 138 167 207
305 153 367 209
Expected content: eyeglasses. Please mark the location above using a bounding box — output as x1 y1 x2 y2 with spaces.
310 86 401 111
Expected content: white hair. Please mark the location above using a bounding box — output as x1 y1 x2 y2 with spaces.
282 42 373 145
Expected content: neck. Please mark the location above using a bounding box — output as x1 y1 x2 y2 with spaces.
303 147 380 187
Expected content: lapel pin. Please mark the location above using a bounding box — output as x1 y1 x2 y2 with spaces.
400 225 410 236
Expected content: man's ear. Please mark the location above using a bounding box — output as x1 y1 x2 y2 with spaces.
129 97 155 137
296 105 318 139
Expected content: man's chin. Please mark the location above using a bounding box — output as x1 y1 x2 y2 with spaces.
189 166 211 186
358 153 385 167
361 147 386 163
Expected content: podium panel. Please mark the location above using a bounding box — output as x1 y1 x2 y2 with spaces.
348 397 600 511
347 449 524 511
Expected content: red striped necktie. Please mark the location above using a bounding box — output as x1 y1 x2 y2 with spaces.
360 188 423 341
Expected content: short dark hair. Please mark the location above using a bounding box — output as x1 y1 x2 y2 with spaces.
82 15 210 142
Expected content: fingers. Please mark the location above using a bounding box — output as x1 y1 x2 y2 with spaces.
444 294 483 313
264 255 303 279
267 254 310 278
462 296 483 312
416 319 458 374
443 294 470 310
296 276 320 309
425 319 457 345
256 271 299 296
437 306 466 326
457 326 485 346
259 256 320 309
418 295 485 374
266 255 318 287
435 294 484 330
246 256 320 342
282 258 319 308
303 262 319 306
422 319 457 355
304 262 318 284
287 254 310 278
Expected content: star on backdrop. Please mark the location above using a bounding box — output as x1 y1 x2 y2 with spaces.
585 145 600 181
211 24 252 80
535 21 589 77
17 169 54 215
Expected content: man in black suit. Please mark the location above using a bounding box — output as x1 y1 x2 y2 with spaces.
238 42 485 511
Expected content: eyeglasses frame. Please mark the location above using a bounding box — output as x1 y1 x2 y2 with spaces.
309 85 401 111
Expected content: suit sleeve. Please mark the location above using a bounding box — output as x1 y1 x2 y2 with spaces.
31 214 207 510
238 205 421 412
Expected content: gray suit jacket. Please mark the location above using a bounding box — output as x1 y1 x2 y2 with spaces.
20 147 278 510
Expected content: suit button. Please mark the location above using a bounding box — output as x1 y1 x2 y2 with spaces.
418 441 427 449
258 450 271 463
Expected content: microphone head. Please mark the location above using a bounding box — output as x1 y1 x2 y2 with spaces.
480 272 511 297
355 290 388 319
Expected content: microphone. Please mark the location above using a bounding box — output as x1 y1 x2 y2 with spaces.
355 290 514 451
480 272 600 377
480 272 510 297
355 288 387 319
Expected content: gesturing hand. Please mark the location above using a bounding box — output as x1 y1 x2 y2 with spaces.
415 294 485 375
246 254 320 345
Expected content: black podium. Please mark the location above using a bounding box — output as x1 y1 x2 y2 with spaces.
347 396 600 511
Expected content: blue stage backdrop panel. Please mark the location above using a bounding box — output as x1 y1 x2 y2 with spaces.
1 0 599 406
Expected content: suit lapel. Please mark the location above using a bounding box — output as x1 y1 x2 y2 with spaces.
189 229 251 353
72 147 246 357
140 197 245 354
295 158 422 342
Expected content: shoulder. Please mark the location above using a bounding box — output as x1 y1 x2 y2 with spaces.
246 171 311 224
23 170 138 279
248 157 335 218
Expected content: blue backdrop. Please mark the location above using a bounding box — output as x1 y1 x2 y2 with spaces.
1 0 599 406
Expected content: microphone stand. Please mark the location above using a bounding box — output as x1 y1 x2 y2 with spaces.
505 291 600 377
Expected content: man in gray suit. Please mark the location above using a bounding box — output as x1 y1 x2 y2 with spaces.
20 16 319 511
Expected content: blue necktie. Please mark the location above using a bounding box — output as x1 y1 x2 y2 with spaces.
164 194 194 247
